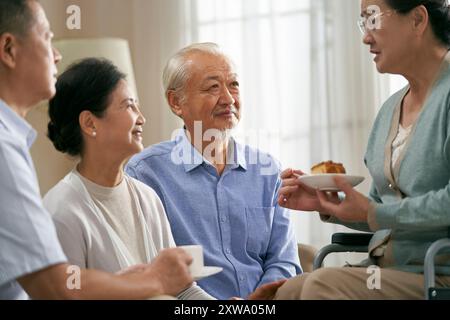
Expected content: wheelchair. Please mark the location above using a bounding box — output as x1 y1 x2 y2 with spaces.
312 232 450 300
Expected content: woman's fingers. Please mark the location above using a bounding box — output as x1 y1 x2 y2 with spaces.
327 191 340 204
333 176 354 195
316 190 340 214
279 185 299 197
281 177 301 187
280 168 294 179
298 181 317 195
281 168 306 179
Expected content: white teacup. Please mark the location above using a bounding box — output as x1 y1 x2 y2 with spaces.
179 245 204 276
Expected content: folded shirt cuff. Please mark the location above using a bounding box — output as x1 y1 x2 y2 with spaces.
367 201 380 231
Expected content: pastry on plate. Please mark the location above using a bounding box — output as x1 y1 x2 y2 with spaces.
311 161 346 174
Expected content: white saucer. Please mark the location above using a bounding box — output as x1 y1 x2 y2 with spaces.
192 266 223 281
298 174 365 191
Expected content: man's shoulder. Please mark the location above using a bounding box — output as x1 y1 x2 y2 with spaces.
0 127 21 150
0 128 28 169
128 139 176 168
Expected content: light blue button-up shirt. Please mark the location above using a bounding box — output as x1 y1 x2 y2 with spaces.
0 100 67 300
126 129 301 299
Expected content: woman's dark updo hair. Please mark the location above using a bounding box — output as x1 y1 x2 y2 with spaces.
386 0 450 48
48 58 126 156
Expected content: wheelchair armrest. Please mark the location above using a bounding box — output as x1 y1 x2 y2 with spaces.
331 232 374 246
424 238 450 300
312 233 374 270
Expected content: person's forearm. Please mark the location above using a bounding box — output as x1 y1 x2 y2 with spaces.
72 269 164 300
319 212 372 232
370 187 450 230
257 265 294 288
19 263 164 300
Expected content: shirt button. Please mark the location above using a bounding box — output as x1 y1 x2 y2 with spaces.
221 216 226 222
239 276 245 281
388 183 394 190
225 248 231 254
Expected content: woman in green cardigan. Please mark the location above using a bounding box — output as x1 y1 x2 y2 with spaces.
276 0 450 299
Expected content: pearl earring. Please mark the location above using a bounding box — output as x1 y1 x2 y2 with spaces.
92 131 97 137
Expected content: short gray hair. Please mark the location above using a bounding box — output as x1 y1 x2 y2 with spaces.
162 42 233 102
0 0 35 38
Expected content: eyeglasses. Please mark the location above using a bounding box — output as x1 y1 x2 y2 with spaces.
357 10 395 35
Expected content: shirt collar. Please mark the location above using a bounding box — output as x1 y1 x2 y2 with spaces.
230 138 248 171
176 128 247 173
178 129 204 173
0 99 37 148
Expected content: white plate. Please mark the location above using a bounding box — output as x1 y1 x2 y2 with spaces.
193 266 223 281
297 174 365 191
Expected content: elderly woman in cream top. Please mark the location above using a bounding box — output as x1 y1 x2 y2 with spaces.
43 58 214 300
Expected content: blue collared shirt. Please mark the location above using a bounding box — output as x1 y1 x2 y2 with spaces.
0 100 66 300
126 129 301 299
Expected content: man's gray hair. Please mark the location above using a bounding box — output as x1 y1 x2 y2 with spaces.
162 42 232 101
0 0 35 37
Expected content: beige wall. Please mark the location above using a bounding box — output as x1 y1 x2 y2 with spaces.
27 0 185 194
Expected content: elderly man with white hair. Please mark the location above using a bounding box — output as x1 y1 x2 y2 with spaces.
126 42 301 299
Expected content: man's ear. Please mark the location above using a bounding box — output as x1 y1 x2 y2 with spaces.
167 90 183 119
79 110 98 137
411 5 429 36
0 33 18 69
